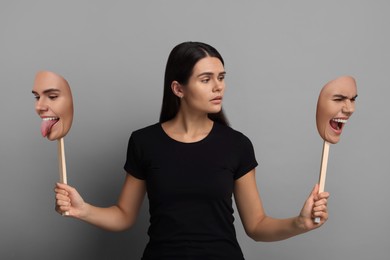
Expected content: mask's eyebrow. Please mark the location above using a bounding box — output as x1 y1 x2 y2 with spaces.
32 88 61 95
332 94 358 101
332 94 348 99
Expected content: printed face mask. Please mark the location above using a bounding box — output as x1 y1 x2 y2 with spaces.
32 71 74 141
316 76 357 144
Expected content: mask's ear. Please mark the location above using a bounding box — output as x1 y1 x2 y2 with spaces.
171 81 184 98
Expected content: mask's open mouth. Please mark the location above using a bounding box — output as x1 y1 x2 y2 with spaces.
329 118 347 131
41 117 59 137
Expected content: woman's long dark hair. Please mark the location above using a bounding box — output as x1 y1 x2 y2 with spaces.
159 41 229 126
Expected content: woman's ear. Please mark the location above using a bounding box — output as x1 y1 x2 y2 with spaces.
171 81 184 98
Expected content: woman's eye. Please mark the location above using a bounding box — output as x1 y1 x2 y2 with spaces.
201 78 210 83
34 96 40 100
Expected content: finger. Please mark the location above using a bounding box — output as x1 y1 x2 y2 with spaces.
313 204 327 213
54 197 71 216
58 206 71 216
310 184 319 197
56 196 71 205
314 193 330 203
56 183 74 193
55 189 70 199
314 198 328 207
55 204 70 215
56 197 71 206
317 192 330 200
54 188 69 197
313 211 328 221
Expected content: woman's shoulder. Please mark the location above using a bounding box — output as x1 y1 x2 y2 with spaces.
131 122 161 139
213 122 250 141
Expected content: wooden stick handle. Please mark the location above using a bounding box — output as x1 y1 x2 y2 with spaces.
58 138 69 216
314 140 330 223
58 138 68 184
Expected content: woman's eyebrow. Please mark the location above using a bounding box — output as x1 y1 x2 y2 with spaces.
196 71 226 77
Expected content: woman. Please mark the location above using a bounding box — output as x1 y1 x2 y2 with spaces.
55 41 329 259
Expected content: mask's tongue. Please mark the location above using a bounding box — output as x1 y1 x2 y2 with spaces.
330 120 338 130
41 119 59 137
330 120 342 130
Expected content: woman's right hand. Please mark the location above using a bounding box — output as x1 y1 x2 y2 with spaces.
54 183 87 218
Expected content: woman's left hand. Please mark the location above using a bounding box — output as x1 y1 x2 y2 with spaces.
297 184 330 231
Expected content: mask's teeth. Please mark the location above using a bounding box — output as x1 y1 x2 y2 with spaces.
332 118 347 124
43 117 59 121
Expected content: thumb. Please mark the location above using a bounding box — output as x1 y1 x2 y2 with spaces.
310 183 319 198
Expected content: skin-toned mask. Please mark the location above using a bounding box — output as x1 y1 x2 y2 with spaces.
32 71 73 141
316 76 357 144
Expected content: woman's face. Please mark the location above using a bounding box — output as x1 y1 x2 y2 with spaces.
179 57 226 115
32 71 74 141
316 76 357 144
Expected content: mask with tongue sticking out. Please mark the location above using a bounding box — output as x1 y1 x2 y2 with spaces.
316 76 357 144
32 71 73 141
41 117 60 138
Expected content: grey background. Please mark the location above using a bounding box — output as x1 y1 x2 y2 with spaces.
1 0 388 259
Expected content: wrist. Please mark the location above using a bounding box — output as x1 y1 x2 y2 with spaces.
78 202 91 221
294 215 309 234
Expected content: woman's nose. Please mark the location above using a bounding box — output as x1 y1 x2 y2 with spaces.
213 80 224 93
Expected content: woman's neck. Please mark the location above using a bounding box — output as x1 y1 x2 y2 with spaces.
161 111 213 143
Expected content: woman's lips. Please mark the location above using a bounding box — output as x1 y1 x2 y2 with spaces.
210 96 222 104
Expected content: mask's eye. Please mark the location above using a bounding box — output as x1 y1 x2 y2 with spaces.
332 95 347 102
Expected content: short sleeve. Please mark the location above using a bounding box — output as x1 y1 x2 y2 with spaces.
234 134 258 180
124 134 146 180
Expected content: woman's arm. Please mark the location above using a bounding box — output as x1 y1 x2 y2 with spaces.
55 173 146 232
234 169 329 242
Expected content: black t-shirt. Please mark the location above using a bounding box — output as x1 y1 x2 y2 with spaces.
124 122 258 260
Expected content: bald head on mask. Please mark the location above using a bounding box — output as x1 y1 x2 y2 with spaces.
316 76 357 144
32 71 74 141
